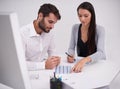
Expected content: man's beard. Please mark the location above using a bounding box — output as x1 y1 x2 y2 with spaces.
38 18 50 33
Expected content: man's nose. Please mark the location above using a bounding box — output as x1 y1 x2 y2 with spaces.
50 24 54 29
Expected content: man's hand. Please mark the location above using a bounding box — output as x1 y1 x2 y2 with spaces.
45 56 61 69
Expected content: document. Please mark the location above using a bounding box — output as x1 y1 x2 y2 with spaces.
55 65 71 74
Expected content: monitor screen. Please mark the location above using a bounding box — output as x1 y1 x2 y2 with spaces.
0 12 31 89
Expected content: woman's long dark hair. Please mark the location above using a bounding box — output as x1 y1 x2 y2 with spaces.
77 2 96 55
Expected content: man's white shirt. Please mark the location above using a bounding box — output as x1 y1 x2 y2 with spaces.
20 22 56 70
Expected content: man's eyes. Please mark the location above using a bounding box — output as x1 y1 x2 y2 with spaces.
48 21 54 24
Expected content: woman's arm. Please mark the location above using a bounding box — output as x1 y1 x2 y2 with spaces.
89 25 106 62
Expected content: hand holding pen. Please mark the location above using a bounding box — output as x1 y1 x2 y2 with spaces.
65 52 76 63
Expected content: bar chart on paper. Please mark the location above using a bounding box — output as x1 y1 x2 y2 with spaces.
55 65 71 74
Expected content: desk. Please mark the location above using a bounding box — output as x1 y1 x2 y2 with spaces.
29 56 120 89
62 60 120 89
0 83 13 89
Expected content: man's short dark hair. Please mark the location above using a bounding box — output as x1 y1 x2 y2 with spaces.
38 3 61 20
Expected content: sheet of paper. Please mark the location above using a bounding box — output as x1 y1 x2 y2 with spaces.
55 65 71 74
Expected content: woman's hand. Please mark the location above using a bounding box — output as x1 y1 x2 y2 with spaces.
67 55 75 63
71 57 91 72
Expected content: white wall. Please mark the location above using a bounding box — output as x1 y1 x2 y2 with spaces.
0 0 120 88
0 0 120 59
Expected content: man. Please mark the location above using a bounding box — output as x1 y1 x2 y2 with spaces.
20 3 61 70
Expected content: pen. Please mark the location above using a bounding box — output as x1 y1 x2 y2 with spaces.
65 52 76 61
65 52 73 57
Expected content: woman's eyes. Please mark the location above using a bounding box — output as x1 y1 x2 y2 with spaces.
79 15 88 18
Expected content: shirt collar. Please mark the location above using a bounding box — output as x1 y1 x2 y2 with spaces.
29 22 40 37
29 22 48 37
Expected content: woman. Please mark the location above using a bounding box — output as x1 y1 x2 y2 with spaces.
67 2 106 73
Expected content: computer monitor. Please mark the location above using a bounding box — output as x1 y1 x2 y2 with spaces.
0 12 32 89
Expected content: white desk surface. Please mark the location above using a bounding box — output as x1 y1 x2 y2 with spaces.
29 56 120 89
0 83 13 89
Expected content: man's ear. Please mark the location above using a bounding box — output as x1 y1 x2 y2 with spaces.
37 13 43 20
